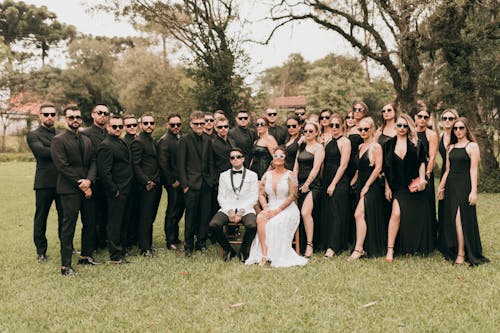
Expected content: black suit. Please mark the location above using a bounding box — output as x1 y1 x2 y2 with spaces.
177 131 215 250
81 124 108 248
122 133 139 246
97 135 133 260
157 130 184 247
131 132 162 252
228 126 256 168
210 134 234 219
269 125 287 145
26 125 63 256
51 129 96 267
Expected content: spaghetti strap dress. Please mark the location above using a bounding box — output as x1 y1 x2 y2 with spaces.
285 136 300 171
418 131 437 244
250 145 272 180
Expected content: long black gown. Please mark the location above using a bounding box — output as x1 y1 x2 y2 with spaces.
378 132 393 227
319 138 350 253
418 131 437 245
250 145 272 180
347 133 363 245
437 135 447 251
285 136 300 171
355 150 386 257
440 146 489 265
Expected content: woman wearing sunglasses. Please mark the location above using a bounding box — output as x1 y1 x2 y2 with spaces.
437 117 489 266
384 114 433 262
246 147 308 267
250 117 278 180
348 117 386 260
319 108 333 145
284 116 303 171
376 102 398 147
293 121 325 258
319 113 351 257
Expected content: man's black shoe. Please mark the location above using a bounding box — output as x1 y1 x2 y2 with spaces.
61 266 78 276
37 254 47 263
77 256 101 265
167 244 178 251
141 250 153 257
224 248 237 262
185 249 192 257
238 252 248 263
109 258 130 264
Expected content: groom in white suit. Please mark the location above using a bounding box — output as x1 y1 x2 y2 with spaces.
209 148 258 262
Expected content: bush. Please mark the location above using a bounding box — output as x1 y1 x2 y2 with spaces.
478 168 500 193
0 153 35 162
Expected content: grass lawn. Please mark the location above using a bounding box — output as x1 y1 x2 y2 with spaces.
0 162 498 332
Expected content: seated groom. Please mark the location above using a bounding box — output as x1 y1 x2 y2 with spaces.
209 148 258 262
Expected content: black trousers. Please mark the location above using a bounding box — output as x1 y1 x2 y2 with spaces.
122 184 139 247
59 193 96 267
164 185 185 246
184 184 212 251
209 211 257 256
106 186 130 260
93 180 108 249
33 188 63 255
137 186 162 252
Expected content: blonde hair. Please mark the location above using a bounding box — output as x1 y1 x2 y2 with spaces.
304 120 321 138
359 117 376 166
398 113 418 145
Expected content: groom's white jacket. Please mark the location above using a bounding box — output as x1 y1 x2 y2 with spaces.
217 168 258 216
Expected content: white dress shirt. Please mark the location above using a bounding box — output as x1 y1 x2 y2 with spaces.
217 167 259 216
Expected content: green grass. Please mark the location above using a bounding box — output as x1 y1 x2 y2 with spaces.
0 162 498 332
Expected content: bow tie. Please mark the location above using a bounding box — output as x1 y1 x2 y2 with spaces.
231 169 243 174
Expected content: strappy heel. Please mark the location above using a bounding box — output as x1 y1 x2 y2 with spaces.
454 254 467 266
259 256 268 266
304 242 314 258
347 249 366 261
385 247 394 263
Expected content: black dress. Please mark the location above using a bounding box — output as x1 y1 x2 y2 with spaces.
347 133 363 246
355 150 386 257
378 133 393 147
440 146 489 265
250 145 272 180
418 131 437 244
319 138 350 253
285 136 300 171
437 135 447 250
384 138 433 255
378 132 394 227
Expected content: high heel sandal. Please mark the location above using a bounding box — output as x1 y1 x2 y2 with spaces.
385 247 394 263
304 242 314 258
259 256 268 266
347 249 366 261
454 254 467 266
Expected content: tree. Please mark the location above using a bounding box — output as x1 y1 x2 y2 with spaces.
259 53 308 97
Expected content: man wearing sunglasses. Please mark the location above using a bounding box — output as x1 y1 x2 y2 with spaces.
157 114 185 251
51 105 98 275
123 114 138 145
203 112 217 139
228 109 256 168
265 108 287 145
131 113 162 257
177 111 216 257
27 103 63 263
81 104 110 251
96 116 133 264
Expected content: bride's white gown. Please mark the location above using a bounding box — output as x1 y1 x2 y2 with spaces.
245 170 308 267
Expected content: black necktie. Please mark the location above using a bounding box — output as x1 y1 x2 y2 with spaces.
231 169 242 174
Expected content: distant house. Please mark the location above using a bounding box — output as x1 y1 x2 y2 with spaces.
0 94 41 136
271 96 307 112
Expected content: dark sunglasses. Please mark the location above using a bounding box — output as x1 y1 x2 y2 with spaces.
205 118 214 123
111 124 123 130
304 129 315 134
287 124 297 129
295 111 306 116
42 112 56 118
319 115 330 120
95 110 109 116
442 116 456 121
216 125 229 129
267 112 277 116
238 116 248 120
353 107 364 112
358 127 370 133
125 123 138 128
230 155 243 160
66 115 82 121
381 109 393 113
396 123 409 129
256 123 266 127
330 123 340 129
346 116 355 120
192 122 205 127
453 126 466 131
416 114 429 120
142 121 155 126
169 123 182 128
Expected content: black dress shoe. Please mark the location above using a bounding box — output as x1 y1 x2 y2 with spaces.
238 252 248 263
37 254 47 263
224 248 237 262
185 249 192 257
77 256 101 265
141 250 153 257
61 266 78 276
109 258 130 264
167 244 178 251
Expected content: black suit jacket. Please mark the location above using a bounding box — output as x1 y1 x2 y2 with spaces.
123 133 136 146
177 131 215 190
211 134 233 175
81 124 107 148
97 135 133 196
269 125 287 145
50 130 97 194
157 131 180 187
26 125 60 189
228 126 256 168
131 132 160 186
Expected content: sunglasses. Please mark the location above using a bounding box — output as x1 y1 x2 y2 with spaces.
319 115 330 120
205 118 214 123
396 123 409 129
353 108 364 112
287 124 297 129
442 116 456 121
346 116 355 120
192 122 205 127
125 123 138 128
453 126 466 131
169 123 182 128
142 121 155 126
416 114 429 120
295 112 306 116
42 112 56 118
256 123 266 127
216 125 229 129
111 124 123 130
304 129 315 134
358 127 370 133
330 123 340 129
267 113 277 116
230 155 243 160
238 116 248 120
272 153 286 159
381 109 393 113
95 110 109 116
66 115 82 121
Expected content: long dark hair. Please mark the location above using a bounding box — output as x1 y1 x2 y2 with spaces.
450 117 477 144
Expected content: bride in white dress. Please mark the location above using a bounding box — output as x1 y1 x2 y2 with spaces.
246 147 308 267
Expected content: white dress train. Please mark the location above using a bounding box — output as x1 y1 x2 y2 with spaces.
245 170 308 267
